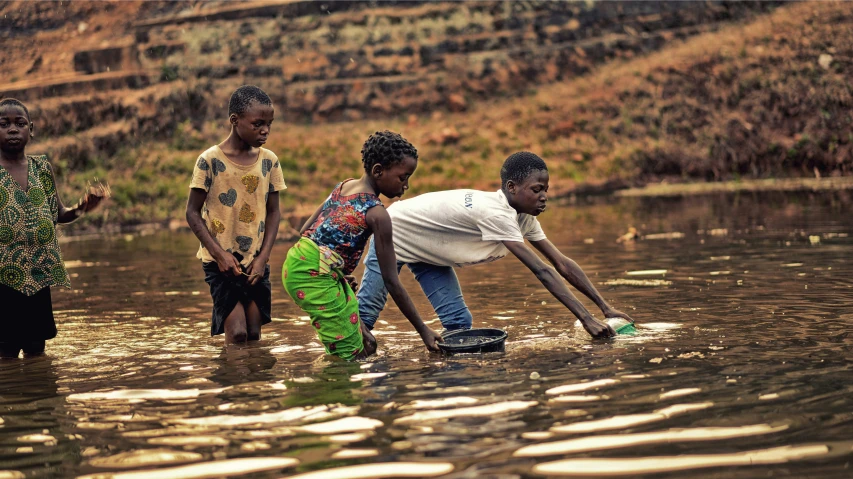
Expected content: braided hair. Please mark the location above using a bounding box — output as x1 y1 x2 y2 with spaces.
361 130 418 172
0 98 30 120
500 151 548 188
228 85 272 116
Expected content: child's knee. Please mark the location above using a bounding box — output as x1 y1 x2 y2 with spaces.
462 309 473 327
356 292 382 329
225 319 248 343
443 309 473 331
358 311 377 330
228 331 248 343
244 302 263 340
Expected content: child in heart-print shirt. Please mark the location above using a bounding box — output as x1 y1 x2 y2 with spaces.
186 85 286 343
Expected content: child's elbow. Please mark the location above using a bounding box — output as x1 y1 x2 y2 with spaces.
185 206 200 226
534 265 560 284
382 277 401 295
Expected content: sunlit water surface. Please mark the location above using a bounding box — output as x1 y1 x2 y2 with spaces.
1 191 852 478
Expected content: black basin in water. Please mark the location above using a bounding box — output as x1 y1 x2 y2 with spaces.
438 328 508 354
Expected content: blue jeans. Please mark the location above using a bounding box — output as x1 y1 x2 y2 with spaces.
357 241 473 331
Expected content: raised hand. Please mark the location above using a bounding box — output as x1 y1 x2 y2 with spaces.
78 181 110 213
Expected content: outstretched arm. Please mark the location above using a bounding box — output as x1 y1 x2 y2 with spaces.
504 240 615 338
531 239 634 323
366 206 442 351
46 163 103 224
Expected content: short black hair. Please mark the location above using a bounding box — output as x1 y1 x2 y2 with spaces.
361 130 418 172
228 85 272 116
0 98 30 120
500 151 548 188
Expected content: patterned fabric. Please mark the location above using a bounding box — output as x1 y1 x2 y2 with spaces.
202 259 272 336
0 155 70 296
190 145 287 267
283 237 364 361
302 180 382 275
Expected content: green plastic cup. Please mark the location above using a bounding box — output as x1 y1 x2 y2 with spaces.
608 318 637 335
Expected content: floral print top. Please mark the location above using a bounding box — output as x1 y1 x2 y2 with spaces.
303 180 382 275
0 155 70 295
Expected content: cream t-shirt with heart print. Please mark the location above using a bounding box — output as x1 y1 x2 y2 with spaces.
190 145 287 267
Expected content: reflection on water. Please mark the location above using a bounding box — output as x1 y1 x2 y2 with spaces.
1 191 852 478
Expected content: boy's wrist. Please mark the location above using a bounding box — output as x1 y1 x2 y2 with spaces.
211 247 231 262
414 322 431 334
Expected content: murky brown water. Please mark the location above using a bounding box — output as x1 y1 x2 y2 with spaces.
2 191 852 478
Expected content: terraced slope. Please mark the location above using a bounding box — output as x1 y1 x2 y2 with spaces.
2 0 776 168
6 1 848 234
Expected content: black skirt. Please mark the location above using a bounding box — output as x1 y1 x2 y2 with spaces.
0 283 57 343
202 261 272 336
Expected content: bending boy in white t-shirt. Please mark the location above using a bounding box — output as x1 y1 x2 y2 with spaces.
356 151 634 339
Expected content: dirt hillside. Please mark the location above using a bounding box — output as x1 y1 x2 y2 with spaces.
1 1 850 234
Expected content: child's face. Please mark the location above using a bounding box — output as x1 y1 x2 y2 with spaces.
0 105 32 154
231 101 274 148
374 156 417 198
507 169 549 216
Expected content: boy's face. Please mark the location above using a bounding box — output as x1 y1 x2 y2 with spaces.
507 169 549 216
373 156 417 198
0 105 32 154
231 101 274 148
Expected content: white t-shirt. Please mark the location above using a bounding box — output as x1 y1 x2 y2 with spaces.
386 189 547 267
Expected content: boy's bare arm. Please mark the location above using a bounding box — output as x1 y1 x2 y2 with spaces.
46 162 102 224
531 238 634 323
258 190 281 259
245 191 281 284
186 188 240 275
503 240 615 338
366 206 442 351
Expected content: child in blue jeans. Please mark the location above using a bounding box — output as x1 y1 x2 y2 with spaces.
358 152 635 338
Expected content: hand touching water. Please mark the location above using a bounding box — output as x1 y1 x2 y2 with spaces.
580 315 616 338
604 307 635 324
418 326 443 351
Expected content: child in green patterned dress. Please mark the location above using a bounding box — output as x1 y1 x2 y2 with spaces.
0 98 105 359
